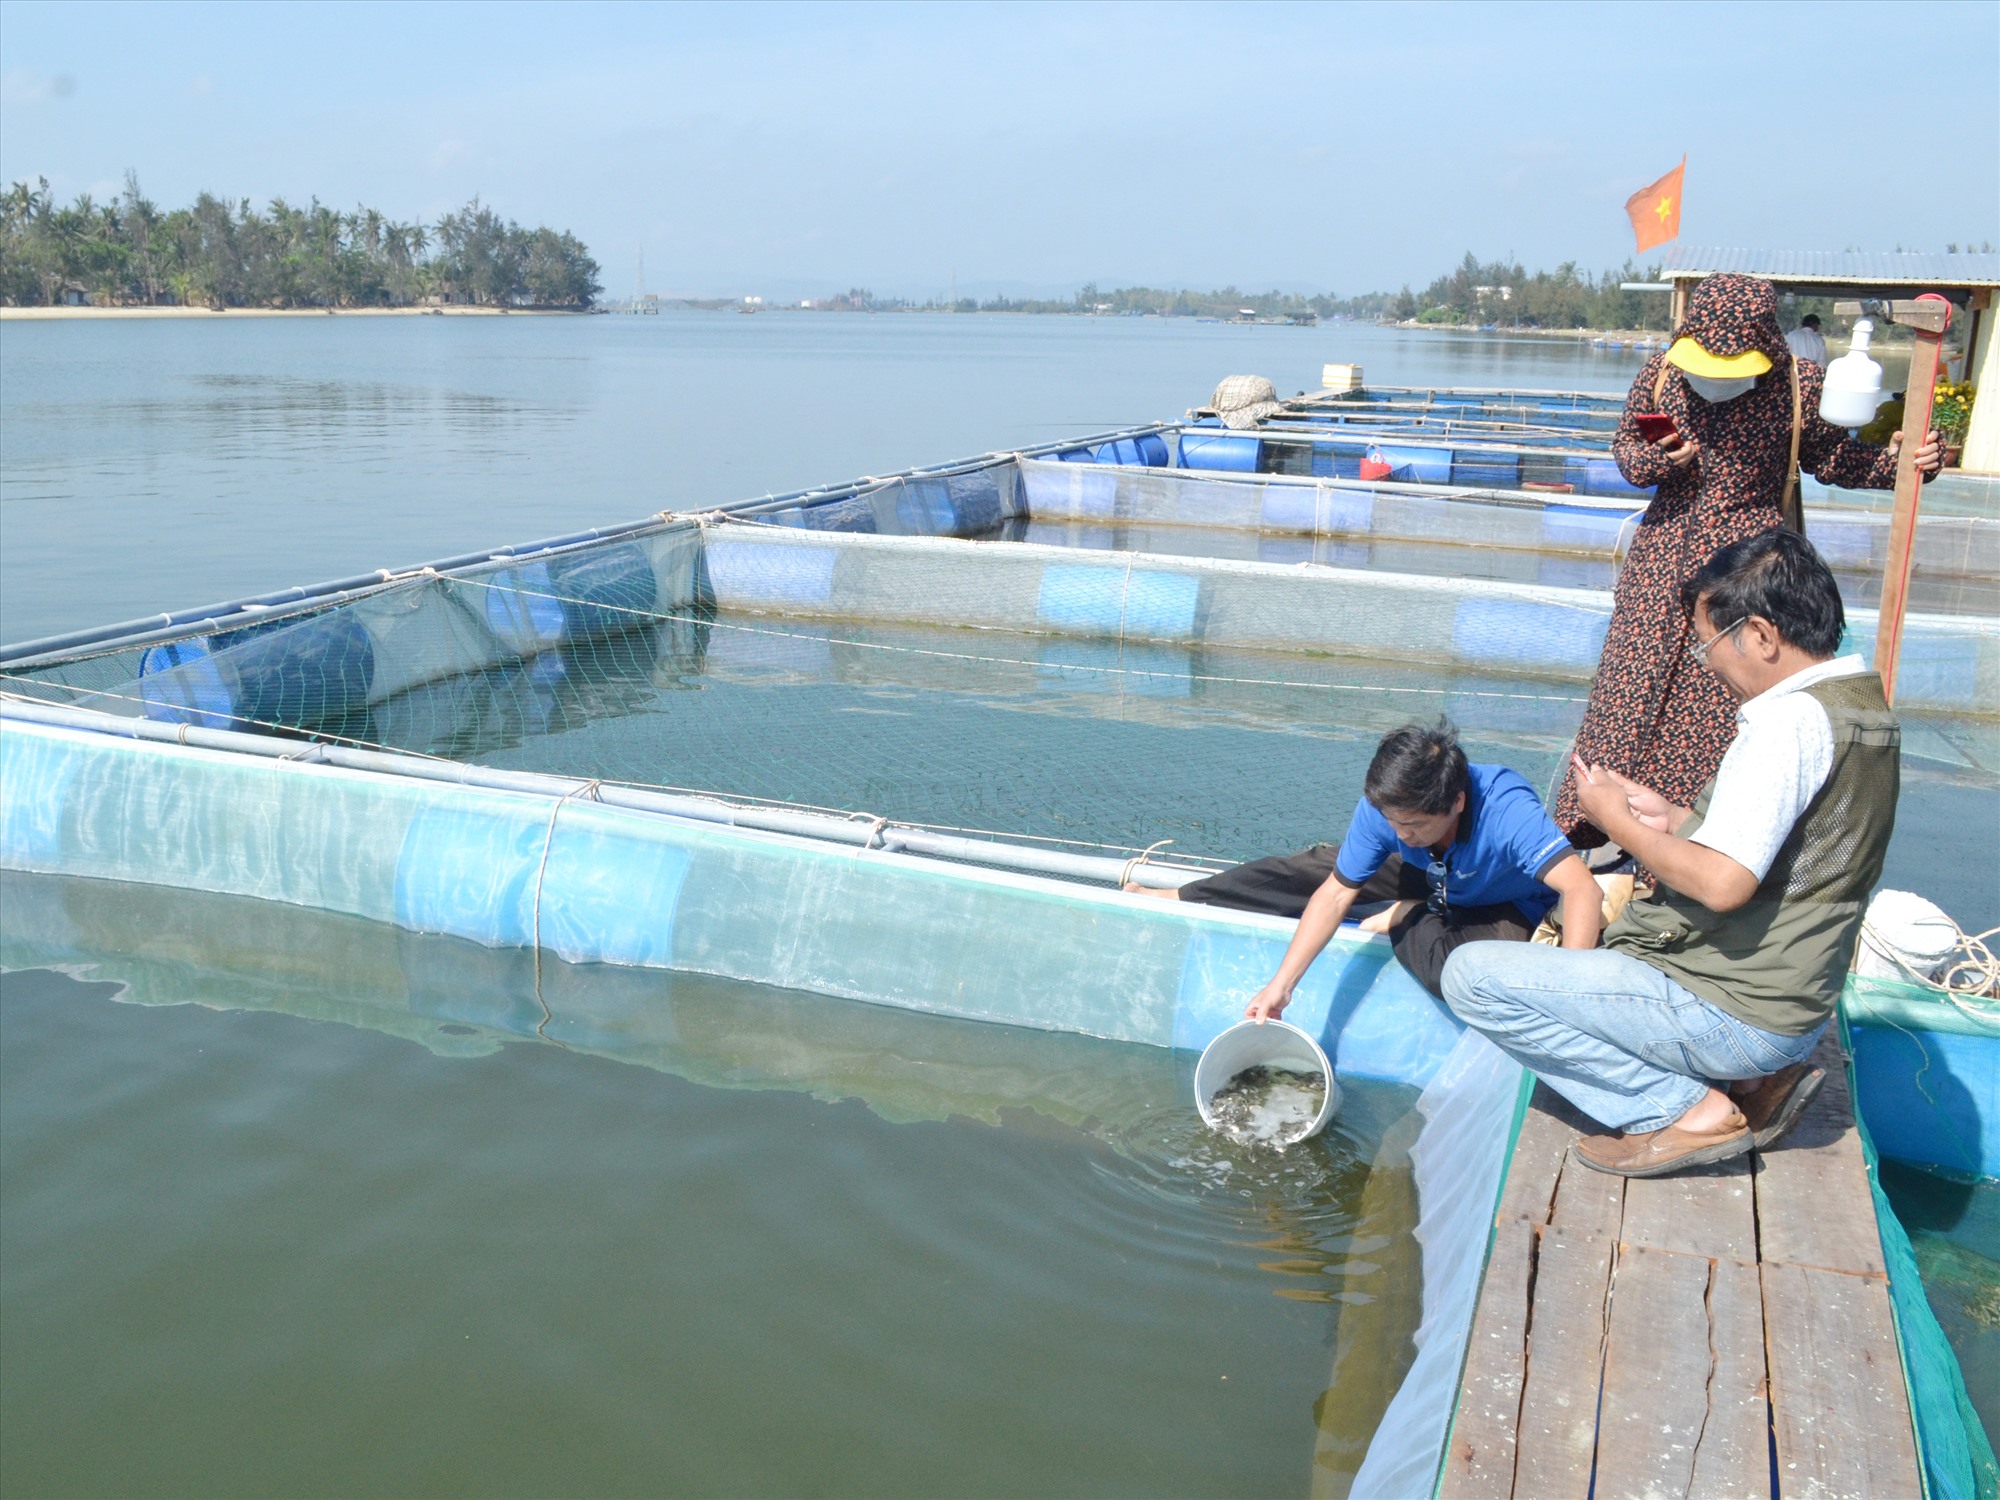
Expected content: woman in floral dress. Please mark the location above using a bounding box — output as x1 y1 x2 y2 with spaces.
1551 272 1941 847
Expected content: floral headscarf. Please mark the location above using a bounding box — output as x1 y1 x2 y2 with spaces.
1673 273 1792 370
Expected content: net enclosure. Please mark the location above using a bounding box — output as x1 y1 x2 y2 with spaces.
3 414 1993 1496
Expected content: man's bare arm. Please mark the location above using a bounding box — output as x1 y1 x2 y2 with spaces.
1574 765 1759 912
1245 874 1362 1020
1542 853 1604 948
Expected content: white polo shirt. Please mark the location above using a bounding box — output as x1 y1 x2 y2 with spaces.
1689 655 1869 881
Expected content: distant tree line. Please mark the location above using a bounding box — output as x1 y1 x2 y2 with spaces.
898 257 1684 331
0 174 601 309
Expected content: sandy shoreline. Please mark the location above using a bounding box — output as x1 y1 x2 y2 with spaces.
0 305 588 321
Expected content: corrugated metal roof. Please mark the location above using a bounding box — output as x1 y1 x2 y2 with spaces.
1660 246 2000 287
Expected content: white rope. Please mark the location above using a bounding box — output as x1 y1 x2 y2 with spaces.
1116 552 1136 646
1118 839 1175 888
530 778 602 1036
1859 916 2000 1023
847 813 890 852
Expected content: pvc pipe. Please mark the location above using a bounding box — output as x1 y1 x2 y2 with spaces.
0 698 1207 891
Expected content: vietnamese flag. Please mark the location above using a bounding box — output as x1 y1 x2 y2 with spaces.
1625 158 1685 254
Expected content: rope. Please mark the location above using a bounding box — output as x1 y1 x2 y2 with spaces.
1859 916 2000 1022
530 778 602 1036
1118 839 1175 889
846 812 890 852
1116 553 1136 645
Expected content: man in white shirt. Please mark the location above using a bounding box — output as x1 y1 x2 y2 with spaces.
1441 530 1899 1177
1786 314 1827 365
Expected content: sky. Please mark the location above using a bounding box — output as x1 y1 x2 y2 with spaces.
3 0 1995 303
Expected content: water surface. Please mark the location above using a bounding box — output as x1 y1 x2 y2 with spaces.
1 872 1422 1499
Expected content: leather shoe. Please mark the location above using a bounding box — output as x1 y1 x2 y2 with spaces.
1575 1108 1751 1178
1731 1063 1825 1150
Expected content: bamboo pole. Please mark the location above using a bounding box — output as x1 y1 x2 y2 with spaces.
1870 296 1952 705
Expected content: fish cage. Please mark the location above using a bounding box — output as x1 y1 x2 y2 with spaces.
2 413 1993 1495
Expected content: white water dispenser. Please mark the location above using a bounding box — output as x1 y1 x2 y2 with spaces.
1820 318 1885 429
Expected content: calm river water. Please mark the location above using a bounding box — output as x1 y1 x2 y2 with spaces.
0 312 1991 1490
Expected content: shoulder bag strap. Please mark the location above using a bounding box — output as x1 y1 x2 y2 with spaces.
1782 360 1803 532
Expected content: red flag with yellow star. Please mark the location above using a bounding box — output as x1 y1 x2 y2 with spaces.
1625 158 1685 254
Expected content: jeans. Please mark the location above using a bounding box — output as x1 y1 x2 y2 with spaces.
1440 940 1827 1133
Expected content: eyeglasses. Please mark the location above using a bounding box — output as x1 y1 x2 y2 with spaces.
1425 857 1449 914
1689 616 1746 667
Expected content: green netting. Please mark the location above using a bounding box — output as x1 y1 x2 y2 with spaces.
1843 1013 2000 1500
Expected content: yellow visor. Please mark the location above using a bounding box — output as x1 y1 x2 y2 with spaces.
1665 338 1772 379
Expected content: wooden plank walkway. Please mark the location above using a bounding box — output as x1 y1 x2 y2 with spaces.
1439 1035 1921 1500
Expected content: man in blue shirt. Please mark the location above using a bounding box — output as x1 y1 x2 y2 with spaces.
1133 721 1603 1002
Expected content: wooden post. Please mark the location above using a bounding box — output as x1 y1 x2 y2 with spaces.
1873 295 1952 705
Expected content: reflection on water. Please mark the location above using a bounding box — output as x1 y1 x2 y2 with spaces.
2 870 1421 1498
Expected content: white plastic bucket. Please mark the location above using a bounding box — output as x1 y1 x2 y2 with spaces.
1855 889 1960 982
1193 1019 1341 1142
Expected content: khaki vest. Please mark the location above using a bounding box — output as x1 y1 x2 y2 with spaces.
1605 673 1900 1035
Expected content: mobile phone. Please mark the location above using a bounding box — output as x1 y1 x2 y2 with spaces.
1571 751 1593 783
1634 413 1678 443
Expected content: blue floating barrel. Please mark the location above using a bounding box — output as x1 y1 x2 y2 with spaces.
1568 458 1652 499
1375 444 1452 484
139 609 377 732
1047 447 1096 463
1090 435 1170 468
1179 432 1261 472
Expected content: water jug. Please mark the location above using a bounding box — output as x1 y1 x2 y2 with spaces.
1820 319 1884 429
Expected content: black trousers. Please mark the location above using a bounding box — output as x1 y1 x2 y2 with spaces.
1175 845 1534 999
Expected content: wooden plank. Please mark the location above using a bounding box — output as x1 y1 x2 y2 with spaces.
1753 1039 1885 1276
1688 1257 1771 1500
1595 1247 1772 1500
1438 1218 1535 1500
1595 1245 1714 1499
1493 1087 1580 1228
1763 1261 1920 1498
1621 1153 1756 1261
1511 1225 1615 1500
1547 1145 1626 1242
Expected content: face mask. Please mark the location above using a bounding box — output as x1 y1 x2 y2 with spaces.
1684 372 1758 403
